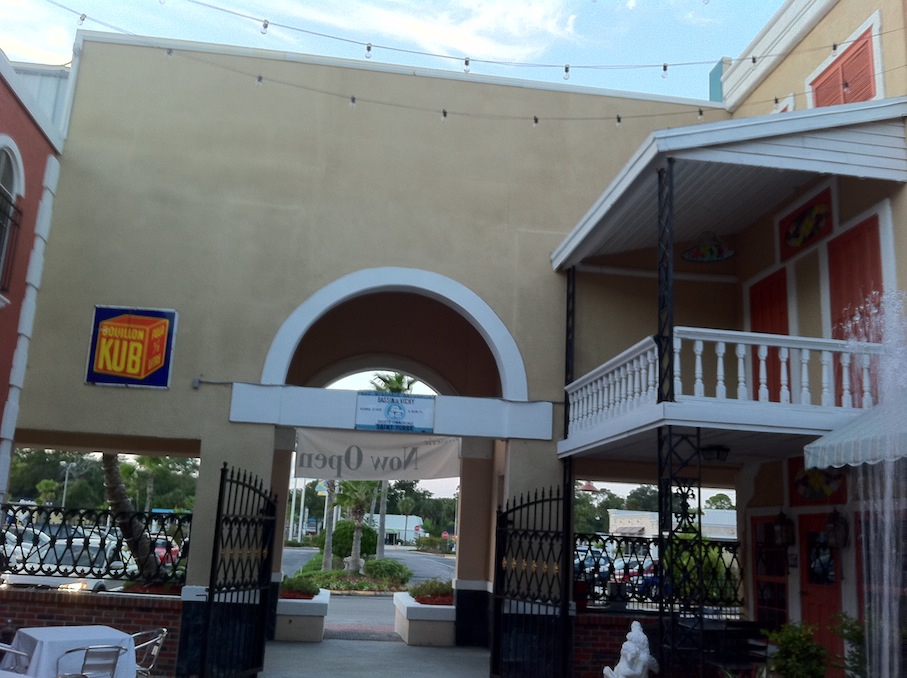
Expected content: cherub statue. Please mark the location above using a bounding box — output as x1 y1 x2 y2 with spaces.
603 621 659 678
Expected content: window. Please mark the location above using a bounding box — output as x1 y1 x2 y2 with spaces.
0 148 22 293
810 28 876 107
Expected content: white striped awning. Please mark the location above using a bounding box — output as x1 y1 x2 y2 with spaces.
804 403 907 468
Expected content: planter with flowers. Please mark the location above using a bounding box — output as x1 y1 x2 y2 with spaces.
393 579 455 647
275 574 330 642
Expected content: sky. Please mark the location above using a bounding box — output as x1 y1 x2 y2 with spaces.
1 0 787 101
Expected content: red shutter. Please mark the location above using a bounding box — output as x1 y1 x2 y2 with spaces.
811 28 875 107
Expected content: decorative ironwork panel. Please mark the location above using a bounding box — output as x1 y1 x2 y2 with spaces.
0 503 190 587
200 463 277 678
492 486 571 677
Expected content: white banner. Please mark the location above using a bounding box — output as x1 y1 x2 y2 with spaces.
295 428 461 480
355 391 435 433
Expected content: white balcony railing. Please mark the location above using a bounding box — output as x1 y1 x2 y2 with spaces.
566 327 884 434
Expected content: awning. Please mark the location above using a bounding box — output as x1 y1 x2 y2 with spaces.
804 403 907 468
614 526 645 536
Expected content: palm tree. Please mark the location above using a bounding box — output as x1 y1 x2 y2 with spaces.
101 452 157 579
321 480 336 571
369 371 415 558
337 480 380 573
398 496 416 544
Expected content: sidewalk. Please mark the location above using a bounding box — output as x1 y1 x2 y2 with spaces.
262 593 490 677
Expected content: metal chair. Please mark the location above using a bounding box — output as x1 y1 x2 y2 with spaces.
0 641 30 673
131 628 167 677
56 644 127 678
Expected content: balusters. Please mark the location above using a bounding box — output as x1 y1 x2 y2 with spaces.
840 353 853 408
673 335 683 396
779 347 790 404
646 347 657 402
715 342 727 399
800 349 811 405
861 353 873 408
757 345 769 401
694 340 704 397
821 350 833 406
736 343 747 400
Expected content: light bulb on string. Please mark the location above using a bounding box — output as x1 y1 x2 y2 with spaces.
77 13 86 25
563 65 570 81
832 43 838 55
441 109 448 122
261 19 269 35
256 75 264 86
698 108 703 120
751 55 758 69
463 57 470 73
365 43 372 59
615 115 622 128
533 116 539 129
165 48 173 58
349 95 357 109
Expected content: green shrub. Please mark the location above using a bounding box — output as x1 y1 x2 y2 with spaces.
314 520 377 559
363 558 412 586
304 569 404 592
284 539 303 548
409 578 453 598
415 536 447 552
767 622 828 678
281 573 320 596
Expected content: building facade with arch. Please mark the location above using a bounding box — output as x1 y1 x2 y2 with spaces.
8 0 907 671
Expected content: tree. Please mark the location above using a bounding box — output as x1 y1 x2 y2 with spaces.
398 496 416 543
704 493 735 510
369 371 416 558
35 479 58 505
626 485 659 512
336 480 380 573
100 452 157 580
321 480 336 571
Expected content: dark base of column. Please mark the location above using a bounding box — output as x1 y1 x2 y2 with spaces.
455 588 492 647
176 599 205 677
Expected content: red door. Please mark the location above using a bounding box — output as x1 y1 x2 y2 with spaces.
750 268 788 401
799 513 844 676
827 216 882 405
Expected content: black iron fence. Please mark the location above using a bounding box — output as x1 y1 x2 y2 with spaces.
1 504 190 588
573 532 743 615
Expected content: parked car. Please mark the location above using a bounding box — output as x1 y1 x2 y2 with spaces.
574 549 612 584
1 527 51 569
153 537 180 565
610 555 656 582
1 539 136 592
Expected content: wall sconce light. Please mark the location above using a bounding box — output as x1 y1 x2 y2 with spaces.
682 231 735 262
826 508 849 548
774 511 795 547
701 445 730 462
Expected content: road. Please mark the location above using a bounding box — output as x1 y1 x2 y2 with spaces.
282 546 455 584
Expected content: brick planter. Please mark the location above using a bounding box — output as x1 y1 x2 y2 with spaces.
0 587 182 676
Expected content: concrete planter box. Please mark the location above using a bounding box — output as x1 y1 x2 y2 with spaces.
393 592 455 647
274 589 330 642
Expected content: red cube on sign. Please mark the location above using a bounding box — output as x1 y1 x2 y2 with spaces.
442 531 449 539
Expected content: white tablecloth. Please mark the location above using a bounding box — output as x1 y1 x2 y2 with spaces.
1 625 136 677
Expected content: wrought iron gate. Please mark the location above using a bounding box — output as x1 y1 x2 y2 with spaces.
199 463 277 677
492 486 571 677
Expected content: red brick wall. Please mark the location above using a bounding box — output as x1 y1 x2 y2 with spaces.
573 612 660 678
0 589 181 676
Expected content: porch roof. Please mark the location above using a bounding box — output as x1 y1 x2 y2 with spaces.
804 402 905 469
552 97 907 271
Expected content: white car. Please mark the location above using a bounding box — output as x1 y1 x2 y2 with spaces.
2 539 136 592
1 527 51 569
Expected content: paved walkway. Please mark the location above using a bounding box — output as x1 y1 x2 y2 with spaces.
263 594 491 677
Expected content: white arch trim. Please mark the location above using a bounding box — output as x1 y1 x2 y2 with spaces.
261 267 530 401
0 135 27 198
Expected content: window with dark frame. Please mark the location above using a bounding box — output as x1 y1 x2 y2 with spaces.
0 149 22 294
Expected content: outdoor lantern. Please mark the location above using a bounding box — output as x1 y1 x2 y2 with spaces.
774 511 795 547
701 445 730 462
825 508 850 548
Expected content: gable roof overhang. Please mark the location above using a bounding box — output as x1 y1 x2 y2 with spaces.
552 97 907 271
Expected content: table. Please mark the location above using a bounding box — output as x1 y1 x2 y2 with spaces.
0 625 136 678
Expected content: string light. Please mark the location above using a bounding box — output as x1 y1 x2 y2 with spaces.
662 63 668 79
751 55 758 69
349 95 357 109
260 19 269 35
832 43 838 55
166 48 173 58
441 108 448 121
533 116 539 128
843 81 850 93
77 13 86 25
463 57 470 74
698 108 703 120
255 74 263 85
563 65 570 81
365 43 372 59
615 114 621 128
